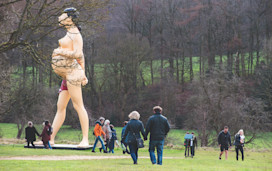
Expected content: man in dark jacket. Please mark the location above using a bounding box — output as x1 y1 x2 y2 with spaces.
146 106 170 165
25 121 40 148
218 126 232 160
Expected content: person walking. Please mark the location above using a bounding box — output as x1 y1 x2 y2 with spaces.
25 121 40 148
121 121 130 154
40 121 52 149
122 111 146 165
218 126 232 160
146 106 170 165
92 117 107 153
103 119 111 152
109 124 117 153
234 129 245 161
191 132 197 157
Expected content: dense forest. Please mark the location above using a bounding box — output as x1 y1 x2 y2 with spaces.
0 0 271 146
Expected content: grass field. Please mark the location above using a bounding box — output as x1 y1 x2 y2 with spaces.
0 145 271 171
0 123 272 170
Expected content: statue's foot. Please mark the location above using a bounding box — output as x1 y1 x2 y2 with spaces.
49 140 55 146
78 139 89 147
34 141 43 145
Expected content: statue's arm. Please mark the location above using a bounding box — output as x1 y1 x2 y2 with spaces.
73 35 85 71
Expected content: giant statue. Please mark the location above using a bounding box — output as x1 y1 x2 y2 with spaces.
51 7 89 147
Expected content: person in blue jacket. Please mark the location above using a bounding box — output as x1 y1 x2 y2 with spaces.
121 121 130 154
109 124 117 153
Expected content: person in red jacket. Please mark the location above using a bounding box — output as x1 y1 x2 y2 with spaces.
40 121 52 149
92 117 107 153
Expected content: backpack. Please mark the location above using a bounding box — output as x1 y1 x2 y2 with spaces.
111 131 117 141
184 134 193 146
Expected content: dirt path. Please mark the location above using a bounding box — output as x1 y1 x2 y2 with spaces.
0 155 181 161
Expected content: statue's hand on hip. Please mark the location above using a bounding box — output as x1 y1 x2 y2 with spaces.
82 76 88 86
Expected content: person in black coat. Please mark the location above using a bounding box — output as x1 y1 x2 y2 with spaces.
122 111 146 165
25 121 40 148
234 129 245 161
191 132 197 157
146 106 170 165
218 126 232 160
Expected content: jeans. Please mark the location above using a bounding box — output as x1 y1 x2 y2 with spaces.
92 136 105 151
48 141 52 149
149 140 164 165
129 143 139 164
191 145 195 156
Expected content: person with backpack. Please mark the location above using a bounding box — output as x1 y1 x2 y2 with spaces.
92 117 107 153
234 129 245 161
184 132 191 157
25 121 40 148
109 124 117 153
146 106 170 165
121 111 146 165
218 126 232 160
40 120 52 149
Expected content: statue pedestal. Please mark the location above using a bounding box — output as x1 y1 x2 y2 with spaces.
24 144 92 150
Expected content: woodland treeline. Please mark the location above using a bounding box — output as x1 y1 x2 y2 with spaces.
0 0 271 146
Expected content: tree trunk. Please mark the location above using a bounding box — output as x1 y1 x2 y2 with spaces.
169 57 174 78
181 50 185 89
16 122 25 139
176 57 179 84
150 59 154 85
235 52 240 76
189 45 193 82
241 52 245 77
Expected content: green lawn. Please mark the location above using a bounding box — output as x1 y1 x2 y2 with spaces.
0 145 271 171
0 123 272 170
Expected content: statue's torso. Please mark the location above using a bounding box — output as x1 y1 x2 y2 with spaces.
52 33 84 84
58 34 74 50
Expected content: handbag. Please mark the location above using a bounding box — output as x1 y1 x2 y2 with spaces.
130 124 144 148
136 136 144 148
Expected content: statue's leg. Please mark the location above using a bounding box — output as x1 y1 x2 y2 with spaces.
50 90 71 145
67 81 89 147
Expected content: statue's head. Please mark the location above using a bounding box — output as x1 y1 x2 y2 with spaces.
58 7 80 31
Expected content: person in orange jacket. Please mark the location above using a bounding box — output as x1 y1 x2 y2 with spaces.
92 117 107 153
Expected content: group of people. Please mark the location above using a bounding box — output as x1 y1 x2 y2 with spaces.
25 120 53 149
181 126 245 161
92 106 170 165
92 118 118 153
184 132 197 158
25 108 245 165
218 126 245 161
